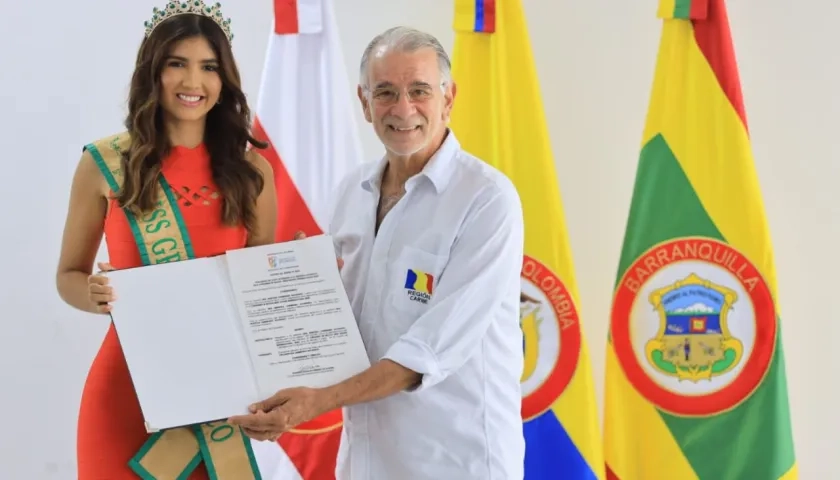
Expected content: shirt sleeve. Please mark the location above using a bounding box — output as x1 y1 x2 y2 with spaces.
381 181 524 391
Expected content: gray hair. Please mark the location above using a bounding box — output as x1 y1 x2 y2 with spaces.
359 26 452 90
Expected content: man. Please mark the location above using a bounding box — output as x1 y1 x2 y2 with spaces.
230 26 526 479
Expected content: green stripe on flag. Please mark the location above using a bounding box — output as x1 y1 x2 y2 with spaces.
613 133 723 285
673 0 693 19
662 338 795 480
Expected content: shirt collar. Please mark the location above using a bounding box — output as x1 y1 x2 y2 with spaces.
361 129 460 194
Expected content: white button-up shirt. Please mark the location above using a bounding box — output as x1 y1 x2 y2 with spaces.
328 131 526 480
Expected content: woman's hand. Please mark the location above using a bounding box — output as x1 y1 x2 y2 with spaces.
87 262 116 314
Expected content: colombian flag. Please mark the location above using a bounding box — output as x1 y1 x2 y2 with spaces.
604 1 797 479
450 1 604 478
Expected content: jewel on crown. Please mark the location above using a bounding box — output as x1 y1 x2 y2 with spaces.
143 1 233 41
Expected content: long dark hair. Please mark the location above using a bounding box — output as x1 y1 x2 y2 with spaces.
118 13 268 232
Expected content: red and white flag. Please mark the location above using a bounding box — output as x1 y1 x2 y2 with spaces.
249 0 364 478
253 0 364 241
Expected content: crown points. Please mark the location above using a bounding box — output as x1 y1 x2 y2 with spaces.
144 0 233 42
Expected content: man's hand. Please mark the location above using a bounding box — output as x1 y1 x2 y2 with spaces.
294 230 344 270
228 387 332 441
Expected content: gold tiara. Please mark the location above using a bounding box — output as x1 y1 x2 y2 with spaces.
144 1 233 42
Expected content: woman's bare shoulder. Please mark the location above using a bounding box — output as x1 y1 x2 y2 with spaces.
72 149 110 197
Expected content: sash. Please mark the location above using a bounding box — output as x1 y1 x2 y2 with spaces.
85 132 262 480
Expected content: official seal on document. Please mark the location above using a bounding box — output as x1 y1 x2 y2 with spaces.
610 237 777 417
519 255 582 421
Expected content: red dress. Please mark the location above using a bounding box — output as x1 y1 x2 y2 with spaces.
76 144 248 479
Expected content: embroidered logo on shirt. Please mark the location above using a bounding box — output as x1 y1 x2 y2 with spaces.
404 269 434 304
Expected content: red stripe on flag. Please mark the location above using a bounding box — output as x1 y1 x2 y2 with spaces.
606 464 620 480
482 0 496 33
278 425 342 480
689 0 708 18
274 0 299 34
692 0 748 129
251 117 321 241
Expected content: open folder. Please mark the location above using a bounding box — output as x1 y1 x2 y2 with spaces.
105 234 371 432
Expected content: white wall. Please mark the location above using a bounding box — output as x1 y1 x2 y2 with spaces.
0 0 834 478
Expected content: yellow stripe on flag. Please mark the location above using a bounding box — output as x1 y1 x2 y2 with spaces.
657 0 677 18
450 0 603 477
453 0 478 32
549 347 602 459
780 464 799 480
642 20 780 301
604 346 698 480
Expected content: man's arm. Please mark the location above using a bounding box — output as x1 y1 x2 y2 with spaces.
231 359 419 439
317 359 420 412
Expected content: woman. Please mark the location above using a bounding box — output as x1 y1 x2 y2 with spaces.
55 3 276 478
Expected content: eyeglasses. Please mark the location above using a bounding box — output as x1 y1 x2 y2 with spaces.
364 82 446 106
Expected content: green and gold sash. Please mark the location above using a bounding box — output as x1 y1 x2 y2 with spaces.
85 132 262 480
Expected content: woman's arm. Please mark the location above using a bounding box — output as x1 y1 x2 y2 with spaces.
56 150 110 314
246 150 277 247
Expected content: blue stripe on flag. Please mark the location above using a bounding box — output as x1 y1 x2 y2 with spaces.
524 410 597 480
474 0 484 32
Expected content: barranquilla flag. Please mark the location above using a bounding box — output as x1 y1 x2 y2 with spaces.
450 1 604 478
249 0 365 478
604 1 796 479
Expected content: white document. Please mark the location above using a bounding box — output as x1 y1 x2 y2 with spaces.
106 234 371 432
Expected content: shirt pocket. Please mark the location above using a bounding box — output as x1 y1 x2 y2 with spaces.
387 245 449 321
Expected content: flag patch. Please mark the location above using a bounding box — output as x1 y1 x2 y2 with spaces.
404 268 434 294
404 269 434 304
